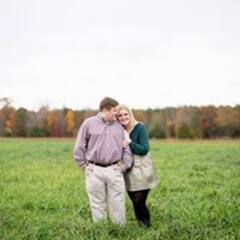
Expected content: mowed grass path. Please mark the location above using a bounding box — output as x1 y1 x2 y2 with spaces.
0 138 239 240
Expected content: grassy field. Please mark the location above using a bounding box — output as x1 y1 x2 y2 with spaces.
0 138 239 240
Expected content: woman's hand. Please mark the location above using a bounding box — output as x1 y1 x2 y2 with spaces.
124 130 131 143
123 130 131 148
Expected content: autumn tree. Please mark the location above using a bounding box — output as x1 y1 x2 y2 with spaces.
65 109 75 136
149 110 167 138
14 108 28 137
0 98 16 136
199 106 218 138
216 106 240 138
46 110 62 137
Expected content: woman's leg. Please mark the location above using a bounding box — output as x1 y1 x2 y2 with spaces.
128 189 151 227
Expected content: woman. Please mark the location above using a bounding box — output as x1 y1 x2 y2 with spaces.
117 105 158 227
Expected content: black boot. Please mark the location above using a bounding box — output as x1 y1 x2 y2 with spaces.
138 219 151 228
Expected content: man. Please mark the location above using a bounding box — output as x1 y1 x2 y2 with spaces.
73 97 133 225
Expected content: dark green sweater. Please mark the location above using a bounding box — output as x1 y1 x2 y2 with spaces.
129 123 149 156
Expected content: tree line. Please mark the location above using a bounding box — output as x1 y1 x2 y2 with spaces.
0 98 240 139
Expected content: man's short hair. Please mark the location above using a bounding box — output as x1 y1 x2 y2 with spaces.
99 97 119 111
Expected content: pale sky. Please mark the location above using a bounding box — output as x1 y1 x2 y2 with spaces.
0 0 240 110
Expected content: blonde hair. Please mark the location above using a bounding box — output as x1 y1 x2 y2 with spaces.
117 104 138 129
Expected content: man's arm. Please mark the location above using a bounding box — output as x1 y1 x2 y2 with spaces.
73 120 89 170
120 144 133 172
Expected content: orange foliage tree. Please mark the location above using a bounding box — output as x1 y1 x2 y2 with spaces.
65 110 75 136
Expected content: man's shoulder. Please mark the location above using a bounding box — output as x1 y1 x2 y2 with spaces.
81 115 99 127
86 115 98 122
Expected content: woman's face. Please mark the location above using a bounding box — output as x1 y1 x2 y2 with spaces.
117 109 130 126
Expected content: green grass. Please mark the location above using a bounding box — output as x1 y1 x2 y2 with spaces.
0 138 240 240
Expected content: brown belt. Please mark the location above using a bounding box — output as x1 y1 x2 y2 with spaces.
88 160 119 167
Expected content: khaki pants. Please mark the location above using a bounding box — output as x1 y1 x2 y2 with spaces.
85 163 126 225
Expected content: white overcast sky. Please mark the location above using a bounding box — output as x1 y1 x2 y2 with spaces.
0 0 240 110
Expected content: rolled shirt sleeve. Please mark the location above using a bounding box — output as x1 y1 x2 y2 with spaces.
73 120 89 169
120 145 133 172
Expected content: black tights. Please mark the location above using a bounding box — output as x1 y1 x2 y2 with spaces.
128 189 151 227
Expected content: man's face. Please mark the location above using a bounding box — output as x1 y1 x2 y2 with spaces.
102 106 118 122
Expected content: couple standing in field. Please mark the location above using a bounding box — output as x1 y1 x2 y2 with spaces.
73 97 157 227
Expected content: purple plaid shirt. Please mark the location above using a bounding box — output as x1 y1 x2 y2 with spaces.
73 114 133 171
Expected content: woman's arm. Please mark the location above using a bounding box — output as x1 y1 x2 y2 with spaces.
129 124 149 156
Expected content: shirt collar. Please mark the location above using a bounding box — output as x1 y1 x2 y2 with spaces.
97 112 115 125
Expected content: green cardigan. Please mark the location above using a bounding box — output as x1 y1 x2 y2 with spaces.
129 123 149 156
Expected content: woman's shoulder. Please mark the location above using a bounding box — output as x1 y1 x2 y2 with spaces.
133 122 147 132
